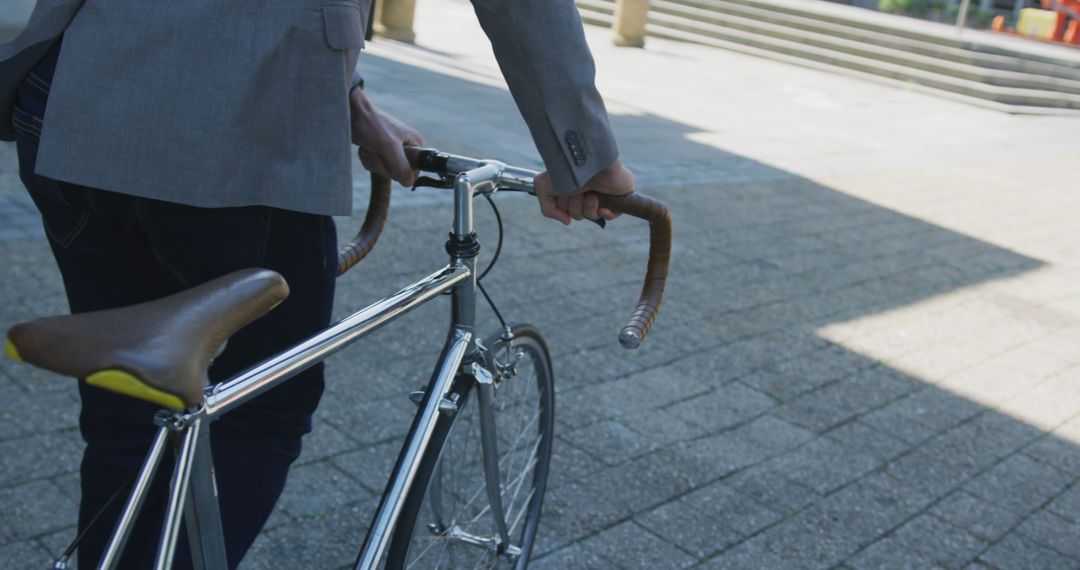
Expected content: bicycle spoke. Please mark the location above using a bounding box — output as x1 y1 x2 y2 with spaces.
394 327 553 569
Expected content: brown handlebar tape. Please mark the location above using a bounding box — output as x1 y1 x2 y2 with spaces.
337 172 392 276
597 193 672 349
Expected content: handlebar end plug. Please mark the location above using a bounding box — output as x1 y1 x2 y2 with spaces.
618 329 641 350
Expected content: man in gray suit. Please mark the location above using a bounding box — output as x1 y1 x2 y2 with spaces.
2 0 633 566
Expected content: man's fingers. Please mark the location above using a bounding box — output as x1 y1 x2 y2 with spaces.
358 148 386 177
567 195 585 220
537 193 571 225
359 146 416 187
385 145 416 187
582 193 600 221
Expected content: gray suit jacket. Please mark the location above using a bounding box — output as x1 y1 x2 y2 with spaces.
1 0 617 216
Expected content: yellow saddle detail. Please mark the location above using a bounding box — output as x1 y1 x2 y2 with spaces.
4 338 22 363
86 370 187 411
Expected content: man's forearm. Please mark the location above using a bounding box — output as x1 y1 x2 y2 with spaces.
470 0 619 195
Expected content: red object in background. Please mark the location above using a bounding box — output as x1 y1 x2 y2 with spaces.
993 0 1080 45
1040 0 1080 45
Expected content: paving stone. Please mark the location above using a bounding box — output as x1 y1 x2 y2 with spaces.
977 532 1079 570
555 344 646 385
593 365 713 417
276 463 371 518
723 465 820 515
530 542 618 569
561 419 660 466
994 371 1080 432
1046 483 1080 524
576 520 697 569
676 416 815 478
296 418 360 466
745 513 863 570
242 500 374 570
36 529 76 566
0 431 82 489
863 514 986 569
50 472 80 503
860 388 983 445
930 491 1023 543
1013 508 1080 560
773 366 917 433
318 394 415 446
738 368 810 403
963 453 1073 517
664 383 775 432
531 479 625 556
1022 433 1080 476
697 538 790 570
622 406 714 447
762 436 881 495
547 436 608 487
635 493 743 559
0 540 53 570
329 440 401 496
0 480 78 542
704 483 784 535
823 420 910 462
847 539 945 570
797 473 933 550
581 448 704 515
885 413 1040 499
0 389 79 442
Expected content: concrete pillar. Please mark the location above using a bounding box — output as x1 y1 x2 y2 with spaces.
613 0 649 48
374 0 417 43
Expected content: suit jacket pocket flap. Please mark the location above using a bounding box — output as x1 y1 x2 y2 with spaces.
321 1 367 50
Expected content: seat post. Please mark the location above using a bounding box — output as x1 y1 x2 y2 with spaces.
97 426 171 570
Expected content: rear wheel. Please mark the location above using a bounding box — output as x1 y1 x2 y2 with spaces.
386 324 554 569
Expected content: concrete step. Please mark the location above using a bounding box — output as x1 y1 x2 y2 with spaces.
687 0 1080 72
577 0 1080 112
647 9 1080 109
664 0 1080 81
650 22 1080 112
649 0 1080 94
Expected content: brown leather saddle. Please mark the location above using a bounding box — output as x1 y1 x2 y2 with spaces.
4 269 288 410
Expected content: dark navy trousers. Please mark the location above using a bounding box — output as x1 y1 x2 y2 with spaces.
14 42 337 569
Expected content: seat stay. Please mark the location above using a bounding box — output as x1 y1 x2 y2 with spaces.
97 427 171 570
154 418 203 570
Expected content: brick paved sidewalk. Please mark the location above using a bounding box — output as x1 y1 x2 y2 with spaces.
2 1 1080 567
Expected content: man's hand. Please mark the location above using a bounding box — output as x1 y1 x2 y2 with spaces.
535 159 635 225
350 89 425 187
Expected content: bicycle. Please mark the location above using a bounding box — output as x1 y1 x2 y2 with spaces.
4 147 671 569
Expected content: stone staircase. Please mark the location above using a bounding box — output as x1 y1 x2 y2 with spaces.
577 0 1080 114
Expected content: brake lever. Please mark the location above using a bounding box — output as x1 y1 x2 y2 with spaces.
412 175 454 191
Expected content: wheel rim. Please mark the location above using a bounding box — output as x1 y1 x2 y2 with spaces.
403 334 552 569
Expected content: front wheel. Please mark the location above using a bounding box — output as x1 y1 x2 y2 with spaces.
386 324 555 569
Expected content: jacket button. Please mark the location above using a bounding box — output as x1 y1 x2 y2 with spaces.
564 130 587 166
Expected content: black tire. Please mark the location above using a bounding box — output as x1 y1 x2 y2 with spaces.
386 324 555 569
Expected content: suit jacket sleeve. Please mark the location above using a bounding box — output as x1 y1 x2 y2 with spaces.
470 0 619 195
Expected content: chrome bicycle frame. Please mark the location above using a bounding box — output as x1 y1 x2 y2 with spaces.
89 159 535 570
